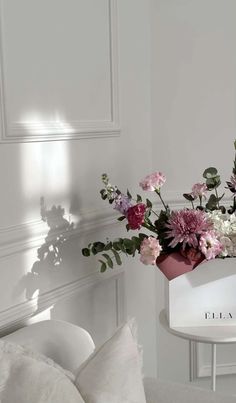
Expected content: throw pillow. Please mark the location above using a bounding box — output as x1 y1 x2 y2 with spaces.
0 340 84 403
75 321 146 403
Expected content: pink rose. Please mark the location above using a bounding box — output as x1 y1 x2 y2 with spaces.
139 172 166 192
140 237 162 265
127 203 146 230
191 183 208 199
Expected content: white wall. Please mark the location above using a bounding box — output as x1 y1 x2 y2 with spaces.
3 0 235 385
0 0 156 376
151 0 236 384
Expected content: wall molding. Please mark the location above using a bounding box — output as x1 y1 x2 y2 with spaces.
0 194 233 258
198 362 236 377
0 268 125 335
0 0 120 143
0 207 122 258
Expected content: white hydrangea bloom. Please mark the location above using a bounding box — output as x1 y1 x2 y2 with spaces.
208 211 236 257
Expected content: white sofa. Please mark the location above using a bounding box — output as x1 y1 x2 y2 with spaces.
3 320 236 403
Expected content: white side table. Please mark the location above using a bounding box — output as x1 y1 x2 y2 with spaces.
159 309 236 391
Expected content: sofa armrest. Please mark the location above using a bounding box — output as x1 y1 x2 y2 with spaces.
143 377 236 403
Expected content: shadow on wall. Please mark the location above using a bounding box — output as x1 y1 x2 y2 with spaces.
14 197 75 301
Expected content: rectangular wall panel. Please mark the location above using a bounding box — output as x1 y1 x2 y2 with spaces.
0 0 119 142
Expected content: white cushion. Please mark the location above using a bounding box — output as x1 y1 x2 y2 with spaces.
3 319 95 373
0 340 84 403
75 322 146 403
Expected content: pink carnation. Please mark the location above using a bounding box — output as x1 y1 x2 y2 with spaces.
166 209 213 249
191 183 208 199
140 237 162 265
199 231 223 260
139 172 166 192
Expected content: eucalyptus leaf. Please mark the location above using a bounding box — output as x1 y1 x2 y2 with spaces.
136 194 142 203
91 242 105 254
102 253 113 268
82 248 90 257
127 189 132 199
203 167 218 179
206 175 221 190
104 242 112 251
205 194 218 210
112 249 122 265
183 193 195 202
117 216 126 221
99 260 107 273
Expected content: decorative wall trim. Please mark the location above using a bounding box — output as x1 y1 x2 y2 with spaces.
0 207 121 258
0 193 232 258
0 268 125 335
0 0 120 143
198 362 236 377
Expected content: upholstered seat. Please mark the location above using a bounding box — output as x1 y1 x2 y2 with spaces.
3 320 236 403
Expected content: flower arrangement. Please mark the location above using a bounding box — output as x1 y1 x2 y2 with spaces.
82 141 236 278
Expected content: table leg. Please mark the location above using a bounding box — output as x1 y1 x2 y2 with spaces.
189 340 195 382
211 343 216 391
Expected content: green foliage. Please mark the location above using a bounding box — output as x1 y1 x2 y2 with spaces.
82 235 147 272
228 196 236 214
203 167 221 190
183 193 195 202
82 139 236 272
203 167 218 179
136 194 142 203
127 189 132 199
117 216 126 221
146 198 152 208
82 248 90 257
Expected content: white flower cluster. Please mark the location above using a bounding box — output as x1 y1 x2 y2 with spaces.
208 211 236 257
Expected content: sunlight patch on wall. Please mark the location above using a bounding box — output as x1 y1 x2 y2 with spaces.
19 114 72 314
21 114 71 199
19 112 74 136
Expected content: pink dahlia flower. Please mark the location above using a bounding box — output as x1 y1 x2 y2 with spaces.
139 172 166 192
166 209 213 249
191 183 208 199
199 231 223 260
140 237 162 265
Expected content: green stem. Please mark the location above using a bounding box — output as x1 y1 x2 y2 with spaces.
142 222 158 234
151 209 159 218
191 200 194 209
199 195 202 207
155 190 168 212
215 188 220 209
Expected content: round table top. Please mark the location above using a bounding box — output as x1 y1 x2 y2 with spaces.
159 310 236 344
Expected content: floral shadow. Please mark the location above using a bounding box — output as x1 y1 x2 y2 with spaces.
14 197 75 306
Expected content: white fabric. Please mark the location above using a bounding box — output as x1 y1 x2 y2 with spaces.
0 340 84 403
75 322 146 403
3 319 95 373
144 377 236 403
